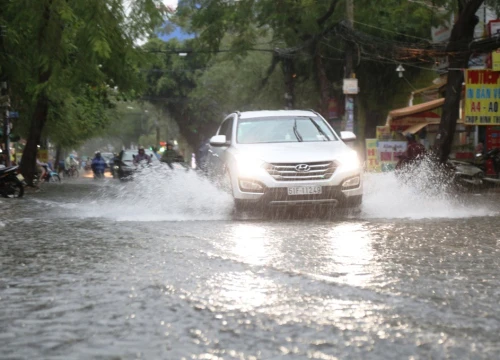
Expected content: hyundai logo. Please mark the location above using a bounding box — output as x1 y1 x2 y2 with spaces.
295 164 310 172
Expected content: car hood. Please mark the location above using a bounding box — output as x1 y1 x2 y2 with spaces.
233 141 352 163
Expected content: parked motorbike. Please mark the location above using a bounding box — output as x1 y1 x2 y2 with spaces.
0 165 25 198
395 154 489 191
481 148 500 178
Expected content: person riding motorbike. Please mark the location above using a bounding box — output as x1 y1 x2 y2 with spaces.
65 154 79 175
133 146 152 166
36 153 49 184
160 142 180 168
91 151 107 178
395 133 426 170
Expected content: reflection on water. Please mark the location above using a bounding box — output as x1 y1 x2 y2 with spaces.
326 222 377 287
229 224 269 266
2 174 500 359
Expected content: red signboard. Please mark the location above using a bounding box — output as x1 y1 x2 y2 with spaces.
486 126 500 176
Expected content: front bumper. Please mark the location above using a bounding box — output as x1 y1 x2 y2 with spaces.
229 166 363 207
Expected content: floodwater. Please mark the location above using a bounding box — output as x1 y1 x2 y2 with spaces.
1 168 500 359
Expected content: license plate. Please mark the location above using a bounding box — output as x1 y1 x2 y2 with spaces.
16 174 24 181
287 186 322 195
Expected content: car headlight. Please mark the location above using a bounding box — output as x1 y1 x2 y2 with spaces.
336 151 360 171
233 154 266 177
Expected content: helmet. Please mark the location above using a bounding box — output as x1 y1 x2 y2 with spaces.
138 146 145 152
95 151 101 156
405 133 415 141
69 154 74 159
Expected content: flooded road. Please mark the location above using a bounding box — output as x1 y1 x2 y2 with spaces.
1 171 500 359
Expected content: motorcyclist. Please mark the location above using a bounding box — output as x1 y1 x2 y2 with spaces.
133 146 151 166
395 133 426 170
160 142 180 165
404 133 426 161
36 153 48 183
65 154 79 175
91 151 107 178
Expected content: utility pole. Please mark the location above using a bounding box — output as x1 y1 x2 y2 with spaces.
343 0 357 133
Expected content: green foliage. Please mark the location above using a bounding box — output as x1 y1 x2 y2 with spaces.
174 0 457 131
0 0 165 150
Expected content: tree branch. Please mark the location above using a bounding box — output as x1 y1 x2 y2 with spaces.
317 0 340 26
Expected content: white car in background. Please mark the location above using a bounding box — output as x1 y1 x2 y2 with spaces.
207 110 363 210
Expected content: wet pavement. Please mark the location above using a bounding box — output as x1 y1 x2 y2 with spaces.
1 170 500 359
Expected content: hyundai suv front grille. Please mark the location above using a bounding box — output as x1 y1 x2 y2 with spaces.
266 161 337 181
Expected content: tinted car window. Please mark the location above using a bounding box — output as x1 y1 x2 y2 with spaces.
237 116 337 144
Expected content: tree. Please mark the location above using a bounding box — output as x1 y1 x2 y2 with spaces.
435 0 484 163
0 0 164 183
175 0 452 137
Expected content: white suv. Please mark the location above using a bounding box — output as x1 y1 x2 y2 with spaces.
207 110 363 210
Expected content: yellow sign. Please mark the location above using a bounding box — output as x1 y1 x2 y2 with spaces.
38 149 49 163
376 126 391 140
465 69 500 125
492 49 500 71
365 139 380 172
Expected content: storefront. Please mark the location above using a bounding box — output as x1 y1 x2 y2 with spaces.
365 97 473 172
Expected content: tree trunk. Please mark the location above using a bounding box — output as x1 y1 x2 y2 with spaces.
282 58 295 109
19 0 56 184
435 0 484 163
20 94 49 184
315 50 330 118
54 145 62 172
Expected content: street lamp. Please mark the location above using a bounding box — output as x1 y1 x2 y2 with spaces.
396 64 405 78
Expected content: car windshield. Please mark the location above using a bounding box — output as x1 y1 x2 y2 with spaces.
237 116 338 144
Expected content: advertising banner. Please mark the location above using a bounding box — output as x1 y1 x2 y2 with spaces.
378 141 407 172
365 139 380 172
464 70 500 125
492 49 500 71
38 149 49 163
344 96 354 132
376 126 391 140
486 126 500 175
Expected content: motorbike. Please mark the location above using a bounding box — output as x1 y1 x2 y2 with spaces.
0 165 25 198
34 166 61 184
93 168 105 180
395 151 500 191
162 155 190 171
449 148 500 188
481 148 500 178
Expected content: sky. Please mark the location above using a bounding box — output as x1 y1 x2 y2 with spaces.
162 0 178 12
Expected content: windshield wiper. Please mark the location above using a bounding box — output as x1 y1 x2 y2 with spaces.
293 119 303 142
308 117 330 141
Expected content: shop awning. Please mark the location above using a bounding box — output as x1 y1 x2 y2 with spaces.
389 98 445 119
404 122 440 134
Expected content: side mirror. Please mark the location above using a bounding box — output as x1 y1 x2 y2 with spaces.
340 131 356 142
210 135 229 147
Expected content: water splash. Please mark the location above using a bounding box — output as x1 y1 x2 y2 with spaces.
70 166 234 222
32 160 498 222
361 159 497 219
